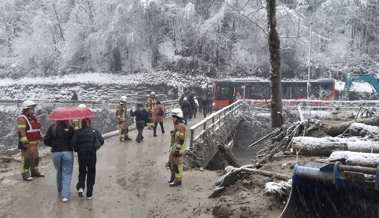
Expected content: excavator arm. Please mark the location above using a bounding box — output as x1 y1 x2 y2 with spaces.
342 74 379 100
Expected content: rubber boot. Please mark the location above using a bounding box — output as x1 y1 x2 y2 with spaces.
169 181 182 187
31 170 45 177
168 176 175 183
22 172 33 181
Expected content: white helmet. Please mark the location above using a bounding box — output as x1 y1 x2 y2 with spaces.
171 108 183 119
78 104 86 108
120 96 127 104
22 100 37 110
150 92 155 96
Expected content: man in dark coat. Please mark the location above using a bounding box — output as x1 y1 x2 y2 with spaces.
130 104 150 142
188 94 196 120
180 97 191 125
71 92 78 100
178 94 185 106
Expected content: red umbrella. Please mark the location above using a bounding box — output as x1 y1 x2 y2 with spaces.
48 106 95 120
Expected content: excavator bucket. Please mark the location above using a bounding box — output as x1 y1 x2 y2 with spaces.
280 162 379 218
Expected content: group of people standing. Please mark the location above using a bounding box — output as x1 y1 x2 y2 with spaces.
179 94 211 125
116 92 165 143
17 101 104 203
16 91 191 203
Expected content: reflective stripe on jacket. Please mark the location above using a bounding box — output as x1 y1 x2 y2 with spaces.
117 104 127 121
170 122 186 154
18 114 42 142
147 98 156 112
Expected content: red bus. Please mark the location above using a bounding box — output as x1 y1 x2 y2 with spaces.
212 79 335 110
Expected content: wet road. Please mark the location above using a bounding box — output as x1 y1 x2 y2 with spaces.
1 115 212 218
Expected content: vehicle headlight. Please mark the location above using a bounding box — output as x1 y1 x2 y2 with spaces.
212 103 215 106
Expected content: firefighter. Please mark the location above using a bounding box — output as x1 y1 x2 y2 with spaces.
147 92 157 130
17 100 45 181
117 96 132 141
73 104 86 130
168 108 186 187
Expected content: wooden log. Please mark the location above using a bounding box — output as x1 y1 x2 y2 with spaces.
324 116 379 136
218 144 240 168
327 151 379 167
292 136 379 156
209 165 290 198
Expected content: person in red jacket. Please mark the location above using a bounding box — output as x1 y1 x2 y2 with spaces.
17 100 45 181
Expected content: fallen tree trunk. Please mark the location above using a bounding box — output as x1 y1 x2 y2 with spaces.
218 143 240 168
210 165 290 198
292 136 379 156
324 116 379 136
325 151 379 167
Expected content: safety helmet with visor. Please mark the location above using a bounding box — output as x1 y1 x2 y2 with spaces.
22 100 37 110
120 96 127 104
78 104 87 108
171 108 183 119
150 92 156 96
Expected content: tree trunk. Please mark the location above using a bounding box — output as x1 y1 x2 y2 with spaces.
266 0 283 129
218 144 240 168
328 151 379 168
292 136 379 156
324 116 379 136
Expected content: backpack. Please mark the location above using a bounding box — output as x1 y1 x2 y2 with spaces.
157 108 164 116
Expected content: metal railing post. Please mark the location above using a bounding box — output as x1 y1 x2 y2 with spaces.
190 129 194 149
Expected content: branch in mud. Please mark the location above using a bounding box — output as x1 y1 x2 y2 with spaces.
209 165 291 198
253 119 322 168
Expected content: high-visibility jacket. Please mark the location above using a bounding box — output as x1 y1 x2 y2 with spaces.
170 122 186 154
73 119 82 130
117 104 127 122
17 114 42 144
147 97 156 113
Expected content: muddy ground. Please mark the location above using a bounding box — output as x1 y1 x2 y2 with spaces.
0 111 351 218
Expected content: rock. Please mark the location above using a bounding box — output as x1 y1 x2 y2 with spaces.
212 204 234 218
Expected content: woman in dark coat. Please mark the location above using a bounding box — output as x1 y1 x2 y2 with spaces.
71 118 104 200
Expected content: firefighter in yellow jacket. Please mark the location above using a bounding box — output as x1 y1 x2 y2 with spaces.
117 96 132 141
72 104 86 130
168 108 186 187
17 100 45 181
147 92 157 130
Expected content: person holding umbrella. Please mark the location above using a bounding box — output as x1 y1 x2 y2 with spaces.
71 118 104 200
44 120 75 203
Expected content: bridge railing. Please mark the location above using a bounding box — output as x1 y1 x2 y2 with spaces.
189 100 245 149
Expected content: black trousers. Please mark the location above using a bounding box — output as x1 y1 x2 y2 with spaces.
183 112 189 125
136 121 145 142
77 153 97 197
154 122 164 135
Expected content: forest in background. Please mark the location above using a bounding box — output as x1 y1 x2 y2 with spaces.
0 0 378 81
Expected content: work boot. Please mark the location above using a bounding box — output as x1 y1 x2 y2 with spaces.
169 181 182 187
120 139 124 142
22 173 33 181
154 134 157 137
31 173 45 177
168 176 175 183
125 137 132 141
31 170 45 177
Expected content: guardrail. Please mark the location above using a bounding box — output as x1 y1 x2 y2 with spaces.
0 99 180 111
189 100 244 149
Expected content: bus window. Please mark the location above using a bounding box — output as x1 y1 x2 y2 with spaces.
216 86 232 100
